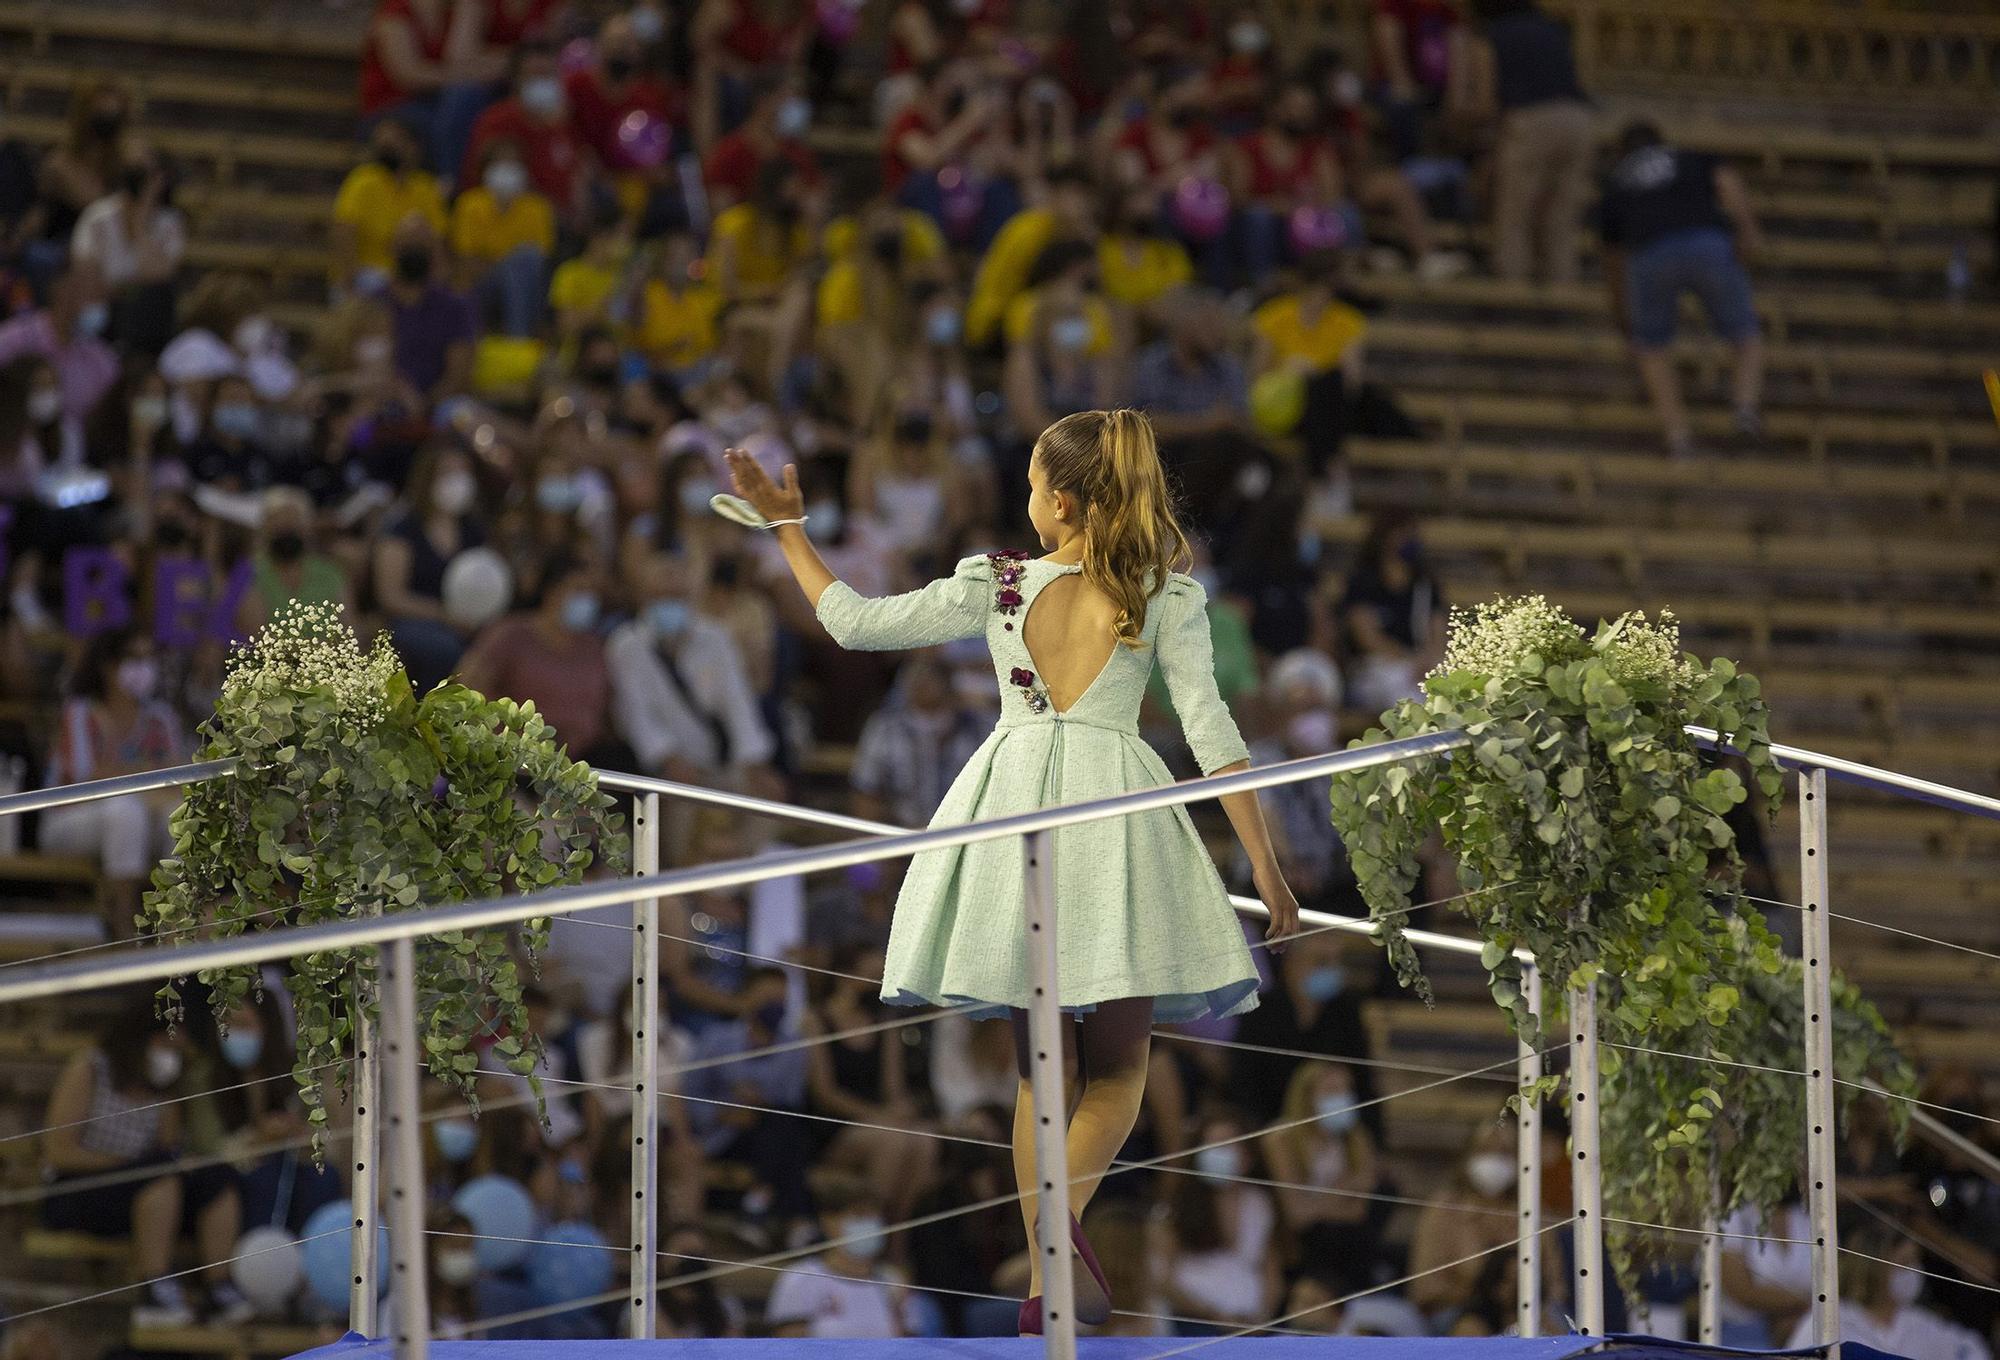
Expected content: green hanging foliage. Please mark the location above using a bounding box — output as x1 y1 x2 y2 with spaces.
1602 912 1914 1289
140 602 627 1155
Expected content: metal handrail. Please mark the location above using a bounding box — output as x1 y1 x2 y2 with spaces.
1688 725 2000 820
0 730 1470 1006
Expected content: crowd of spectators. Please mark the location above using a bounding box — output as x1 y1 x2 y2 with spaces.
0 0 1850 1350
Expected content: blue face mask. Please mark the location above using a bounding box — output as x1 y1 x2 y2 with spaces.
925 309 962 346
213 403 260 440
1303 964 1345 1003
1050 316 1091 352
1194 1144 1243 1178
77 302 108 336
221 1030 265 1071
433 1117 478 1163
804 501 842 543
840 1214 886 1261
1315 1093 1358 1133
775 96 811 138
677 476 720 515
536 475 583 512
647 599 690 639
561 591 600 633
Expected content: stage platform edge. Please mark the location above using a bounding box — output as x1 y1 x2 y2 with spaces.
286 1333 1905 1360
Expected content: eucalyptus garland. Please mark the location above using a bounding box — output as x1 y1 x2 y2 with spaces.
1331 596 1782 1045
141 603 626 1151
1602 912 1914 1287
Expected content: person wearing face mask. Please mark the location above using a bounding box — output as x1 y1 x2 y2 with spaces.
1160 1107 1281 1330
1001 239 1115 442
42 992 249 1326
450 139 555 338
461 41 585 218
634 231 726 375
1097 188 1194 311
849 649 987 831
384 216 476 400
333 118 449 292
1223 929 1379 1130
607 549 778 790
246 486 351 629
38 629 187 940
1783 1226 1987 1360
70 146 185 353
700 75 823 215
1260 1062 1386 1271
1208 17 1276 132
548 207 637 354
376 443 488 690
879 65 1019 247
677 966 814 1222
1408 1123 1533 1330
765 1174 919 1337
458 555 622 765
706 161 813 303
0 260 118 448
567 12 684 178
186 375 271 489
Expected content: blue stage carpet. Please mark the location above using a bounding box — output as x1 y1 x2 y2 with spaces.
288 1334 1899 1359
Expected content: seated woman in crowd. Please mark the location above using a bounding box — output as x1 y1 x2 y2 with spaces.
1407 1121 1528 1333
1163 1105 1281 1333
450 138 556 338
40 993 246 1326
38 630 186 937
371 440 489 692
1261 1061 1387 1270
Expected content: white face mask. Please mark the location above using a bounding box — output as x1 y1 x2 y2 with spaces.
1466 1153 1516 1198
1888 1268 1922 1307
27 388 60 424
484 161 529 199
432 469 477 516
1194 1144 1244 1179
145 1045 183 1090
436 1248 479 1286
840 1215 886 1261
354 335 393 369
521 77 565 118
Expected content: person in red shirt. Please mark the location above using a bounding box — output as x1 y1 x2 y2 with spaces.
1371 0 1463 161
700 76 819 213
884 0 1013 75
881 64 1024 248
462 40 589 220
691 0 817 149
566 13 685 172
1207 13 1277 134
1106 70 1222 197
359 0 454 121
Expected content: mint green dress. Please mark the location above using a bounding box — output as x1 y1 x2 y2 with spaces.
816 553 1261 1023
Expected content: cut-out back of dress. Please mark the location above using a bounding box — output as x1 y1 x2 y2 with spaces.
1020 567 1121 715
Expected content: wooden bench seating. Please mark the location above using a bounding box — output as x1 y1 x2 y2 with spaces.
0 2 356 62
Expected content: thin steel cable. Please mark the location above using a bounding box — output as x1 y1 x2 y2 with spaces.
0 1063 342 1147
426 1233 1326 1339
1743 894 2000 967
1603 1215 1816 1248
0 1228 343 1325
0 905 297 972
1601 1039 1810 1080
1840 1245 2000 1298
1154 1031 1519 1086
1836 1080 2000 1130
1134 1216 1580 1358
456 1046 1543 1337
1843 1189 2000 1290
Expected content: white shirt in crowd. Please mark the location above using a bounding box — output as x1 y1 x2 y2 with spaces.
1168 1188 1276 1323
607 616 776 771
1788 1300 1991 1360
1719 1203 1811 1325
927 1012 1019 1122
71 195 186 289
763 1257 918 1338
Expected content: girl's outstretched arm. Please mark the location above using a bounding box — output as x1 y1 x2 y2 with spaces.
724 448 836 606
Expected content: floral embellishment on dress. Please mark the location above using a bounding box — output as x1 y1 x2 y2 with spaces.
1009 666 1050 714
988 549 1030 618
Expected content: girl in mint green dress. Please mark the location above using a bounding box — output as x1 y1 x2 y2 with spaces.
725 409 1300 1332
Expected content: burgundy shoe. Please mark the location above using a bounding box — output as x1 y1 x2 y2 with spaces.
1069 1211 1112 1325
1018 1296 1042 1336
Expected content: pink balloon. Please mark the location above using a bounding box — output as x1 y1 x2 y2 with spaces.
1172 175 1230 243
1288 203 1349 255
616 110 672 170
938 167 982 241
559 37 596 77
815 0 860 44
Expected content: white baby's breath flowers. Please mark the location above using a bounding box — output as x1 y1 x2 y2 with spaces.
1599 608 1701 697
223 601 403 729
1433 594 1582 679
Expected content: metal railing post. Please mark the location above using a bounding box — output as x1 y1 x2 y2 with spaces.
1022 829 1076 1360
378 937 430 1359
1517 961 1543 1337
1570 977 1604 1336
629 792 661 1339
1699 1175 1722 1344
348 972 379 1335
1800 767 1841 1349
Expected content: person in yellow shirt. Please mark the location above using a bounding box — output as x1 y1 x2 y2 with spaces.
1251 251 1370 476
450 141 556 337
965 164 1096 349
707 165 812 303
332 118 447 291
635 231 724 374
817 193 948 328
1097 188 1195 313
1001 239 1118 440
549 207 635 348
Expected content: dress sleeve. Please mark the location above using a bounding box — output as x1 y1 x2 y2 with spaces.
814 554 991 652
1156 575 1251 776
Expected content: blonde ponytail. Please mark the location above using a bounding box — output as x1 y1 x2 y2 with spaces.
1033 409 1192 648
